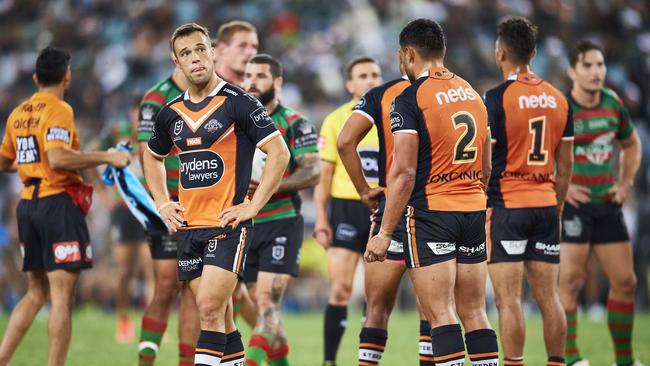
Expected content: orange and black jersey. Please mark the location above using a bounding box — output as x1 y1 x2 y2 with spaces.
484 72 573 208
390 68 488 212
147 80 280 228
352 77 410 187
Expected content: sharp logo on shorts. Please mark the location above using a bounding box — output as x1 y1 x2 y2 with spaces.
272 245 285 261
563 216 582 238
275 236 287 244
173 120 183 135
179 150 225 189
500 240 527 255
15 135 40 164
335 223 358 241
52 241 81 264
250 106 273 128
46 127 70 143
426 242 456 255
458 242 485 255
388 240 404 253
535 242 559 256
207 239 218 253
186 137 202 146
178 257 202 272
358 148 379 183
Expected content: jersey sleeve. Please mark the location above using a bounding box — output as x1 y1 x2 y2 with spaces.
562 104 574 141
43 104 75 151
318 113 338 162
0 117 15 160
231 93 280 148
390 87 420 135
616 100 635 140
137 99 163 142
147 107 174 157
352 87 381 126
483 88 503 143
289 117 318 157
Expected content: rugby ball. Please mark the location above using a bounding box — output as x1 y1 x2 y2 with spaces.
251 148 267 182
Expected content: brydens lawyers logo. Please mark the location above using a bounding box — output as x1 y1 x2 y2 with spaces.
179 150 225 189
52 241 81 264
250 106 273 128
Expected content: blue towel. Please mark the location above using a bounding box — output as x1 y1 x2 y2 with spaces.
102 144 168 236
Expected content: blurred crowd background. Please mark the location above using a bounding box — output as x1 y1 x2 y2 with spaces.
1 0 650 320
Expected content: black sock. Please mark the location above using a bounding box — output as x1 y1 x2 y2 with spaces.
465 329 499 365
222 330 244 365
547 356 566 366
419 320 434 365
324 304 347 362
430 324 465 365
358 327 387 365
195 330 226 366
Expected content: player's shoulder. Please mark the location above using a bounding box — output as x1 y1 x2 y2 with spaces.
484 79 514 102
601 87 624 107
275 104 306 125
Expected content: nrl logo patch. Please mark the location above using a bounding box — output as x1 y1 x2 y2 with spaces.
173 120 183 135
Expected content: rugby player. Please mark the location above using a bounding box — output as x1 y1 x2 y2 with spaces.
0 47 130 366
314 57 382 366
241 54 320 366
559 41 644 366
143 23 289 366
484 17 573 366
365 18 499 366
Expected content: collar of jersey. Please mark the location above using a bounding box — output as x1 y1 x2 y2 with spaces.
183 79 227 101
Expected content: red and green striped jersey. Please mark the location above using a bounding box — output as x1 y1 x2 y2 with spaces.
136 77 183 199
568 87 635 203
255 104 318 224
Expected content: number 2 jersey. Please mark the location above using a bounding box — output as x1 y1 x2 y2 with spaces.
147 80 280 228
390 68 488 212
484 72 573 208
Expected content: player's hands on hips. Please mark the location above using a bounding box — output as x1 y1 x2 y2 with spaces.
314 219 332 249
158 201 185 233
364 233 390 263
108 149 131 168
609 180 633 204
566 184 591 207
219 203 259 229
360 186 384 210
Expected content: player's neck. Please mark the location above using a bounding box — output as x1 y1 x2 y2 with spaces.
265 99 280 114
171 69 190 90
187 75 221 102
37 85 65 100
571 85 601 108
215 63 243 86
414 58 444 79
501 63 532 80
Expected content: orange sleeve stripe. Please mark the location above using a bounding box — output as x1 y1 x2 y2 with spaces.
434 351 465 362
257 130 281 148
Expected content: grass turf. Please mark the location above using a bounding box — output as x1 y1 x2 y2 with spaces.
1 307 649 365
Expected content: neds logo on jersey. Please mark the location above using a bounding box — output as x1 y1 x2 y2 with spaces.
435 86 478 105
15 135 40 164
518 93 557 109
179 150 225 189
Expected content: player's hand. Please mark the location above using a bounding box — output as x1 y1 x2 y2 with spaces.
219 202 259 229
364 234 390 263
360 186 384 210
565 184 591 207
158 201 185 233
108 149 131 168
314 219 332 249
247 179 259 200
609 181 633 204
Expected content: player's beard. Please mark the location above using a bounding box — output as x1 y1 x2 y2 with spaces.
256 86 275 106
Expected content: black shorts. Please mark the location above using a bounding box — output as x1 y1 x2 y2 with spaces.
17 193 92 272
370 196 405 262
110 205 146 244
561 202 630 244
403 206 486 268
243 216 304 283
148 231 180 260
177 222 253 281
329 198 371 253
487 206 560 264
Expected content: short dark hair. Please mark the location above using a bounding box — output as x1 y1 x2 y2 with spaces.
569 40 604 67
35 46 70 86
345 56 377 80
249 54 282 78
497 16 538 63
399 19 446 58
215 20 256 45
170 23 210 53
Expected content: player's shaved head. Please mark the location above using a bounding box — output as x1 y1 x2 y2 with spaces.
399 18 446 59
497 16 538 63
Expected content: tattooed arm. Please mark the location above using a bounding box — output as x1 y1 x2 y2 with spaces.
276 152 320 193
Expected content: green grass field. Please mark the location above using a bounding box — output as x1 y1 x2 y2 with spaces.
1 307 649 365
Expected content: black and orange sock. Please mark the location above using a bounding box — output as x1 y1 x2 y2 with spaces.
418 320 434 366
565 308 581 365
324 304 347 362
547 356 565 366
269 344 290 366
504 357 524 366
222 330 245 366
358 327 387 365
195 330 226 366
607 298 635 366
179 342 195 366
138 317 167 366
244 332 271 366
465 328 498 366
430 324 466 366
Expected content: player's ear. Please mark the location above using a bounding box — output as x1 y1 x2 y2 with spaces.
530 47 537 61
345 79 354 94
567 66 575 81
32 73 39 86
274 76 283 90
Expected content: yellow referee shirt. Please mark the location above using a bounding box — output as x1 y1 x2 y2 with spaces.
319 99 379 200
